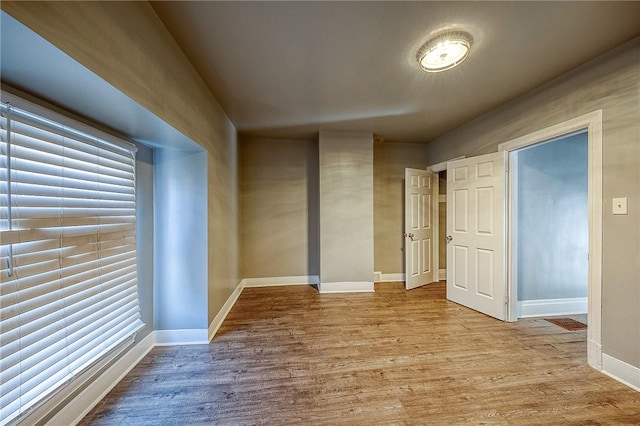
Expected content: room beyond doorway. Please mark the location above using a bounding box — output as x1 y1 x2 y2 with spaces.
511 131 589 319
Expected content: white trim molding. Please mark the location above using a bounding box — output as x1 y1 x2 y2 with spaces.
588 339 603 371
209 276 320 341
428 155 466 173
381 273 405 283
154 329 209 346
498 111 602 153
517 297 588 318
46 333 155 426
208 280 245 341
319 281 375 293
241 275 320 288
45 278 249 425
374 271 382 282
602 354 640 392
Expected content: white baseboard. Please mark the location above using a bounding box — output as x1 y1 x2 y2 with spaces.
319 281 375 293
518 297 588 318
209 276 320 340
588 338 603 371
208 280 245 341
48 333 155 426
374 271 382 282
381 273 405 282
153 329 209 346
439 269 447 281
376 272 443 283
241 275 319 287
36 278 251 425
602 353 640 392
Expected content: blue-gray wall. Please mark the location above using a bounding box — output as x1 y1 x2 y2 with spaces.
135 144 154 337
516 132 588 301
153 149 208 330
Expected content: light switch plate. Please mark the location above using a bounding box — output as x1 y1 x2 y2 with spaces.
612 197 628 215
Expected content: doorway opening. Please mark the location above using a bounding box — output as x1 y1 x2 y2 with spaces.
510 130 588 320
501 110 603 371
427 156 465 285
428 111 603 371
437 170 447 282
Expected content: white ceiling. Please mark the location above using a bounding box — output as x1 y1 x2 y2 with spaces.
152 1 640 143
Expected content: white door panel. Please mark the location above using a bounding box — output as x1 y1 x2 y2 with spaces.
446 153 505 320
404 168 436 290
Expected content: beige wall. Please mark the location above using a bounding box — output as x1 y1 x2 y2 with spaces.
239 137 319 278
2 1 240 325
426 39 640 368
319 132 374 285
374 142 431 273
240 138 429 280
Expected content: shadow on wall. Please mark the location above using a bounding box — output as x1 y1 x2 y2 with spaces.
307 139 320 276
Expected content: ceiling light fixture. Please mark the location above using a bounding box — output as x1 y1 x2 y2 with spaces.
416 31 473 73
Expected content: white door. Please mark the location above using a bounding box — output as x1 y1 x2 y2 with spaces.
404 168 435 290
446 153 505 320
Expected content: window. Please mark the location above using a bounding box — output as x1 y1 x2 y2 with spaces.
0 94 144 424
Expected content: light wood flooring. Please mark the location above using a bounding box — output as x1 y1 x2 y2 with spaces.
81 282 640 425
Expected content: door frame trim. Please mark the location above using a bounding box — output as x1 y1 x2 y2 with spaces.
427 156 465 173
499 110 603 371
432 172 439 279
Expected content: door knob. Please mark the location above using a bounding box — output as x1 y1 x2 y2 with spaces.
404 232 415 241
446 235 453 243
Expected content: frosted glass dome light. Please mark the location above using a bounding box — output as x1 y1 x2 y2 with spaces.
417 31 473 73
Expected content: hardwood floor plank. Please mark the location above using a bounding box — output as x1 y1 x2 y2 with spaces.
81 282 640 425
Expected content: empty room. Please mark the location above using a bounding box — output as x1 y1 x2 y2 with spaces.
1 2 639 425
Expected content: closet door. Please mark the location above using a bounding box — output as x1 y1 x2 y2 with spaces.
404 168 436 290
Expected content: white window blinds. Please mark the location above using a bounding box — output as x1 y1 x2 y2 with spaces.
0 100 144 425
